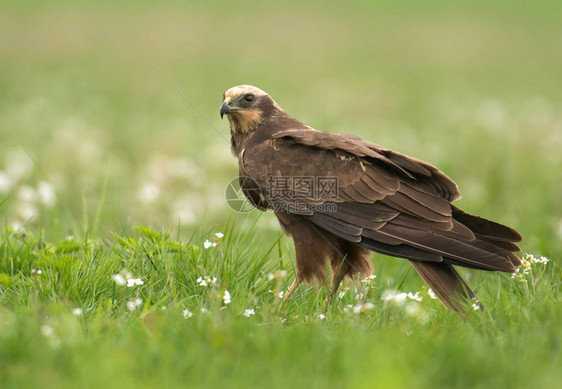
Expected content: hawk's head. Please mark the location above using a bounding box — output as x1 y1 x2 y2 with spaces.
220 85 280 133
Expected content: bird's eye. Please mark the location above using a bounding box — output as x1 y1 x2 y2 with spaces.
243 94 254 103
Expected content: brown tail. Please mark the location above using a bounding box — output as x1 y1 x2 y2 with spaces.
409 261 480 314
451 205 522 267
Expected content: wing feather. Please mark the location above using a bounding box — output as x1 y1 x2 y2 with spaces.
383 193 450 222
398 183 452 216
242 127 520 274
366 224 514 271
306 213 362 242
359 238 443 262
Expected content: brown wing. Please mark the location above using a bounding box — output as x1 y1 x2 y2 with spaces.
272 128 462 202
243 127 521 273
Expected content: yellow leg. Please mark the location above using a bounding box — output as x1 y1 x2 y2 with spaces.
277 279 299 312
284 279 299 302
323 281 337 309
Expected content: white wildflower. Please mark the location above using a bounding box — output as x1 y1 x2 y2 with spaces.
318 314 326 320
37 181 56 207
223 290 231 305
17 203 38 220
203 239 216 249
338 290 346 299
0 171 11 193
382 290 422 304
17 186 37 203
31 269 43 276
6 150 32 181
127 278 144 287
532 255 549 264
427 289 437 300
406 303 421 317
363 302 375 310
197 276 216 287
201 307 208 313
72 308 83 316
268 270 287 280
113 274 126 286
41 324 54 337
137 183 160 204
9 220 22 231
127 298 143 311
472 303 480 311
352 302 374 314
512 253 549 282
215 232 224 238
361 274 377 284
405 303 430 323
355 292 364 300
243 309 255 317
183 309 193 318
278 291 284 299
382 290 408 305
407 292 422 302
171 199 197 225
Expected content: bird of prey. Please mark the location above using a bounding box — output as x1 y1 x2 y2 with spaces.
220 85 522 313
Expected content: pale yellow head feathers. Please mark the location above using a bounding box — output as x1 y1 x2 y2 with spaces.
224 85 268 101
221 85 273 133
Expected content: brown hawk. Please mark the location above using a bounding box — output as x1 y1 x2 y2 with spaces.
220 85 521 313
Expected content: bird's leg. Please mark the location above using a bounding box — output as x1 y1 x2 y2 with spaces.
283 279 299 302
324 274 344 308
325 257 350 309
277 279 299 312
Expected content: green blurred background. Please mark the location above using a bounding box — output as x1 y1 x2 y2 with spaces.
1 0 561 253
1 2 562 388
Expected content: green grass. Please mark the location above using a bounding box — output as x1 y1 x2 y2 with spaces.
1 1 561 388
1 225 560 388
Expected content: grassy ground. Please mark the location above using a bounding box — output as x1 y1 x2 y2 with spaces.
1 1 561 388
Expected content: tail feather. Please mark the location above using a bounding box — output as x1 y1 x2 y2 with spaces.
409 261 480 314
473 235 521 252
451 205 522 242
452 205 522 267
408 209 521 314
323 203 523 314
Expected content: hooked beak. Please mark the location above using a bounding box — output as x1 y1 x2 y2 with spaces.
220 101 230 119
